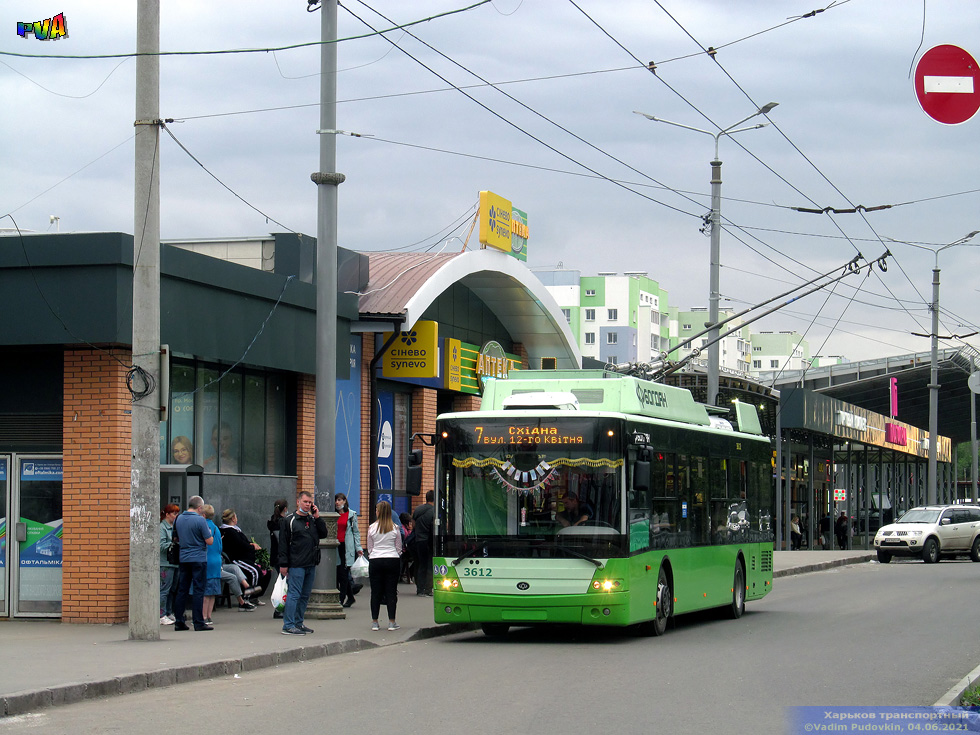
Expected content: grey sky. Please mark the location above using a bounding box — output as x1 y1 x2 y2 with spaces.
3 1 980 363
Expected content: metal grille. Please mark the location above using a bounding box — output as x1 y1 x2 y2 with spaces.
0 414 62 450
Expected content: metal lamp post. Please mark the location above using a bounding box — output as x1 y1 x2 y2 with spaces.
634 103 777 406
924 232 980 504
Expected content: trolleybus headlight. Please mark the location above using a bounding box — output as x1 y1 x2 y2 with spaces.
592 579 622 592
441 578 459 590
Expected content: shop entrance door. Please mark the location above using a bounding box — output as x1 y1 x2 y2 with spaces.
4 455 63 617
0 456 8 617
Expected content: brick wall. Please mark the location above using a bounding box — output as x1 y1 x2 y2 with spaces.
296 373 316 498
62 348 132 623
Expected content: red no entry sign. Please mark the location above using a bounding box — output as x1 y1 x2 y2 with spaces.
914 44 980 125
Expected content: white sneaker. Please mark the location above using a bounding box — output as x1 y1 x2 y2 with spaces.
160 615 175 625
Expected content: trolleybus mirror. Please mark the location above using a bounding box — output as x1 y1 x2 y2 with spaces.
633 451 651 494
407 448 423 496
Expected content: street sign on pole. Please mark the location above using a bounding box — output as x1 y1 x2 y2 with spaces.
914 44 980 125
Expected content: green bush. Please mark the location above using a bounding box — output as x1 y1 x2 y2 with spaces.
961 682 980 707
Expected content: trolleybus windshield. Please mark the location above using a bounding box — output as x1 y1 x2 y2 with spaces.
437 416 627 560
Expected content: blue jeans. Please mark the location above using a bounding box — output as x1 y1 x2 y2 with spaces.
174 561 208 629
160 566 178 616
282 566 316 631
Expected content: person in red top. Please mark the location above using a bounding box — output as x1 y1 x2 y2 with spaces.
335 493 363 607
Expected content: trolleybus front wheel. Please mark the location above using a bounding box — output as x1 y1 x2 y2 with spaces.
481 623 510 637
642 566 672 637
728 560 746 619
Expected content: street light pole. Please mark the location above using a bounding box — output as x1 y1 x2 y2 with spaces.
927 257 940 504
634 103 777 405
922 231 980 504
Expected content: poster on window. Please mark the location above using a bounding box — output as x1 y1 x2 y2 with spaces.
336 336 362 512
377 391 394 491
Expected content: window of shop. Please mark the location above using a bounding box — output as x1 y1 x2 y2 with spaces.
162 360 291 475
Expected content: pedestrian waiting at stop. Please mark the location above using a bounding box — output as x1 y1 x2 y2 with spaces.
368 500 403 632
335 492 363 608
173 495 214 632
790 514 802 551
159 504 180 625
279 492 327 636
835 511 849 550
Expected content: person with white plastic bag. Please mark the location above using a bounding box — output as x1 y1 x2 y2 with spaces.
367 500 403 632
279 491 327 636
335 493 364 608
270 572 288 613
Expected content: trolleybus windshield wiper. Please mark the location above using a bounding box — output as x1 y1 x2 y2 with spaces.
452 545 485 566
554 544 604 568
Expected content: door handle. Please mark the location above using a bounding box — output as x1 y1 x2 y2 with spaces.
15 522 27 542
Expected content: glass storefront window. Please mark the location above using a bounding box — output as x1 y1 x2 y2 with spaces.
266 375 286 475
242 375 265 475
162 361 292 476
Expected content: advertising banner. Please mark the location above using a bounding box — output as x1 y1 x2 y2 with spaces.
382 321 439 379
478 190 513 252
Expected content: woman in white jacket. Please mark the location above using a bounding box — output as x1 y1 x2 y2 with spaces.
367 500 402 631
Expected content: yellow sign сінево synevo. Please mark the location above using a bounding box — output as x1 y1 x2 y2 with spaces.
382 320 439 378
478 190 513 253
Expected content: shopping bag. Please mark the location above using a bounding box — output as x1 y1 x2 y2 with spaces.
350 555 369 581
271 573 288 612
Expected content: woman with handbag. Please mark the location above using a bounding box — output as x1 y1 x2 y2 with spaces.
335 493 363 607
267 499 288 618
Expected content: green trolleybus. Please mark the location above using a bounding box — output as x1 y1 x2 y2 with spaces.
431 370 774 636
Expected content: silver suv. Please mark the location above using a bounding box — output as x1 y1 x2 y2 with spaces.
873 505 980 564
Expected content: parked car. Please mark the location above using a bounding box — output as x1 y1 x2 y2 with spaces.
873 505 980 564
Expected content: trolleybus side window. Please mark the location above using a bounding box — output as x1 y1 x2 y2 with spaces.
628 447 652 553
651 452 674 547
689 455 708 546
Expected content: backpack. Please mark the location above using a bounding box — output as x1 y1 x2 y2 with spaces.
166 522 181 565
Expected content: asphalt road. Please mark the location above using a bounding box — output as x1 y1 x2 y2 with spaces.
5 558 979 735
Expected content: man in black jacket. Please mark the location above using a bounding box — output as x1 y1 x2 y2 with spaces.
279 491 328 635
412 491 435 596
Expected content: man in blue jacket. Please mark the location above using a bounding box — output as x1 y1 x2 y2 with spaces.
173 495 214 632
279 491 328 635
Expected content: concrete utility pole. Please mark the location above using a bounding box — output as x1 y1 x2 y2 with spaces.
310 0 344 618
129 0 161 640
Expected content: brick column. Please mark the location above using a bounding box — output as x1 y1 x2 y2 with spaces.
62 348 132 623
359 333 374 537
453 394 482 413
512 341 530 370
410 386 438 511
296 373 316 498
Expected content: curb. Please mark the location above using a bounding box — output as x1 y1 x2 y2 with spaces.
1 626 462 717
774 554 875 578
935 662 980 708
